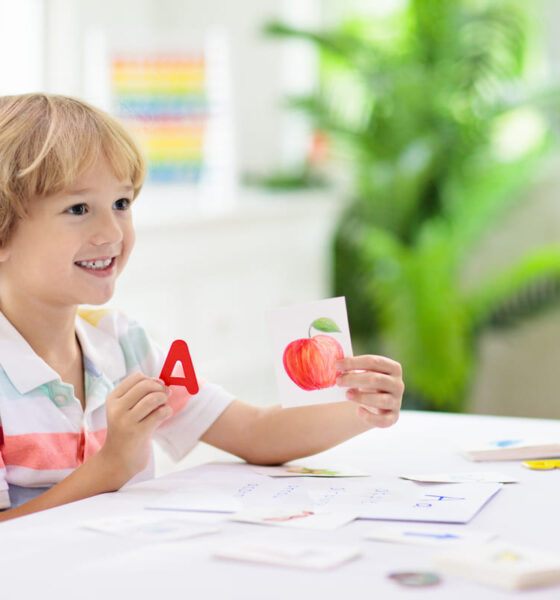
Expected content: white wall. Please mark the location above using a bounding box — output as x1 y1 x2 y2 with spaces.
43 0 319 176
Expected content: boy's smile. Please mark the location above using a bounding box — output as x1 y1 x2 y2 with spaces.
0 157 135 312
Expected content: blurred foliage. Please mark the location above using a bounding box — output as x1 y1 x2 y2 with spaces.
265 0 560 412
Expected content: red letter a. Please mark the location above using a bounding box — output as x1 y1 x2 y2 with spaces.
159 339 199 395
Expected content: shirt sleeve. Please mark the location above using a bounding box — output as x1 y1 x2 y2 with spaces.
114 313 236 461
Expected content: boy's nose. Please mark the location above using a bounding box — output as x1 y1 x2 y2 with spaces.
90 211 124 246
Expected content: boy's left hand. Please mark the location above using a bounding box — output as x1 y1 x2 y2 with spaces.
335 355 404 428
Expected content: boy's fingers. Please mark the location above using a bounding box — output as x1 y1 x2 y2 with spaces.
110 372 149 398
335 355 402 376
337 372 402 394
128 391 170 422
116 378 168 411
347 390 401 411
138 404 174 432
356 405 399 428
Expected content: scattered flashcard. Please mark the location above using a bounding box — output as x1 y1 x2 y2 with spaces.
159 339 199 395
307 480 503 524
400 472 518 484
459 439 560 461
81 513 220 541
230 507 358 530
252 464 369 478
365 522 496 547
213 540 361 570
434 541 560 590
267 297 353 407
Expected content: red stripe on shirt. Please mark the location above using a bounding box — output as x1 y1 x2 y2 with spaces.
2 429 107 470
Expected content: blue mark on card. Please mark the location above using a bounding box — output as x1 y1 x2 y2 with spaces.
491 440 522 448
404 532 460 540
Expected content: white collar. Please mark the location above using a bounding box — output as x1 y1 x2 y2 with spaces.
0 310 126 394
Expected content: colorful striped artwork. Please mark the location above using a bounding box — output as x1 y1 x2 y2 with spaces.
111 54 208 183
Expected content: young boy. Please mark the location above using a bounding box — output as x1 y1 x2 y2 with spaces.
0 93 403 522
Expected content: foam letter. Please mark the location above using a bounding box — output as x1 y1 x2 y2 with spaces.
159 339 199 395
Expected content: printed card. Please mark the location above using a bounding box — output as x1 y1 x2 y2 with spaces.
81 513 220 541
252 464 369 478
213 541 361 570
267 297 353 407
400 472 518 484
365 523 496 547
230 507 358 530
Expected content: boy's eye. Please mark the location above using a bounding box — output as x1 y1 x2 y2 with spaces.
113 198 131 211
66 203 87 216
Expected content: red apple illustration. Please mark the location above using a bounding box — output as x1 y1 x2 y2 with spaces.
283 318 344 391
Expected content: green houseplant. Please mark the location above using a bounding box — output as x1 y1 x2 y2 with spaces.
266 0 560 412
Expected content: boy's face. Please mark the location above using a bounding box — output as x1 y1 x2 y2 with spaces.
0 157 135 310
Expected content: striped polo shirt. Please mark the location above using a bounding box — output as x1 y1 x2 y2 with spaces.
0 308 235 510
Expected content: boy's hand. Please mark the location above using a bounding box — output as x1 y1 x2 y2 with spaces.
100 372 172 482
335 355 404 428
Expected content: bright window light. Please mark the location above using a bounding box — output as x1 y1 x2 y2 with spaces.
0 0 44 94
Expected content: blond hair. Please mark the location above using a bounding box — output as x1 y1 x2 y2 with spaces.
0 93 145 246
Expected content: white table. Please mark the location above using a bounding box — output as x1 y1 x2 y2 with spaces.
2 410 560 599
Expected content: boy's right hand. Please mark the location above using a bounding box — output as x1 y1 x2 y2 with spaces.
99 372 172 483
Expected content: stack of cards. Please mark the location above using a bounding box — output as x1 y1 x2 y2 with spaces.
434 541 560 590
460 439 560 461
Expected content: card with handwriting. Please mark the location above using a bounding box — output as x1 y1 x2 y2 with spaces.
267 297 353 407
230 507 358 530
213 541 361 570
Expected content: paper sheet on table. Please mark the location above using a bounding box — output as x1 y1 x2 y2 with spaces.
146 463 502 524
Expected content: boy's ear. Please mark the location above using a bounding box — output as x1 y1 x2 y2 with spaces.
0 244 11 263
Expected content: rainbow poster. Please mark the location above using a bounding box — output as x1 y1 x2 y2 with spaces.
111 54 208 183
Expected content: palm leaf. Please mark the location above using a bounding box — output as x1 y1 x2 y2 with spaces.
466 246 560 330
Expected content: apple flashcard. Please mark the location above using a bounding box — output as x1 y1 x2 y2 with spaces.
267 297 353 407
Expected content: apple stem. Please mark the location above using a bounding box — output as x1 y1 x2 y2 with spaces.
308 324 313 338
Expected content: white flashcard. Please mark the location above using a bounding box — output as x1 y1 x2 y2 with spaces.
434 541 560 590
267 297 353 407
81 513 220 541
306 480 503 524
253 464 369 478
364 522 497 547
230 507 358 530
400 472 518 484
213 541 361 570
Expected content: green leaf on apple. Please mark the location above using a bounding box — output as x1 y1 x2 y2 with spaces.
310 317 341 333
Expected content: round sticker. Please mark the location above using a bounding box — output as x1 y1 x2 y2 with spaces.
388 571 441 587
